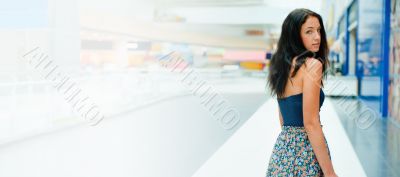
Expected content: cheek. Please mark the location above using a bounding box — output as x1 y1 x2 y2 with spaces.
301 35 312 47
305 38 313 46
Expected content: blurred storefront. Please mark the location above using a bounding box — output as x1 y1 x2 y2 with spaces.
389 0 400 124
323 0 398 124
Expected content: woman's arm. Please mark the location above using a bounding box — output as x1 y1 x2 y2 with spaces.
278 107 284 128
302 58 336 176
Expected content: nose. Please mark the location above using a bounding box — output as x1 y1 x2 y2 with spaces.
314 32 321 42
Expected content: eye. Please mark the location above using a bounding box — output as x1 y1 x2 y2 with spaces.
306 31 312 34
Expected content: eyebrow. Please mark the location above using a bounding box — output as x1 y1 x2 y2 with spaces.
305 26 321 29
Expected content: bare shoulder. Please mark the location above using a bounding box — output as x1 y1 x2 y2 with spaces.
299 58 323 83
299 57 323 73
305 57 322 69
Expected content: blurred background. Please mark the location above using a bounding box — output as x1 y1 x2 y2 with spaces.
0 0 399 176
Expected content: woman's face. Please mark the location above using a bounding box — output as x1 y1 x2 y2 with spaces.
300 16 321 52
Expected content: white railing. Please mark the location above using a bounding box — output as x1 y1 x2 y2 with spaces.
0 68 267 146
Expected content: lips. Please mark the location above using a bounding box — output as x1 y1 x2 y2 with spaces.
312 43 320 48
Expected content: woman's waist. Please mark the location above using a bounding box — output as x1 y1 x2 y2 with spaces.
281 125 324 132
282 114 321 127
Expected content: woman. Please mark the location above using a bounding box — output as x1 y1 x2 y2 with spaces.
266 9 338 177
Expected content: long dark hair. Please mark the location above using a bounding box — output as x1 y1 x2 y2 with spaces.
267 8 329 98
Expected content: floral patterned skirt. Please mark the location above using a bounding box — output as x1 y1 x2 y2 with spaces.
266 126 331 177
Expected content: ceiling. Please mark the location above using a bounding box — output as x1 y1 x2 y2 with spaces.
79 0 323 49
155 0 265 7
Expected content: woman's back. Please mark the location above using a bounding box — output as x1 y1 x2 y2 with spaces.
277 88 325 126
277 58 325 126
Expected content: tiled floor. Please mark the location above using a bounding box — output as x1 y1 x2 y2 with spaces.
0 77 269 177
331 97 400 177
192 98 367 177
1 75 398 177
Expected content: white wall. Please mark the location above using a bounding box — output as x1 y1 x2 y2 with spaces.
0 0 80 75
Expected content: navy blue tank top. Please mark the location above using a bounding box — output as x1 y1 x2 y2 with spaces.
277 88 325 126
